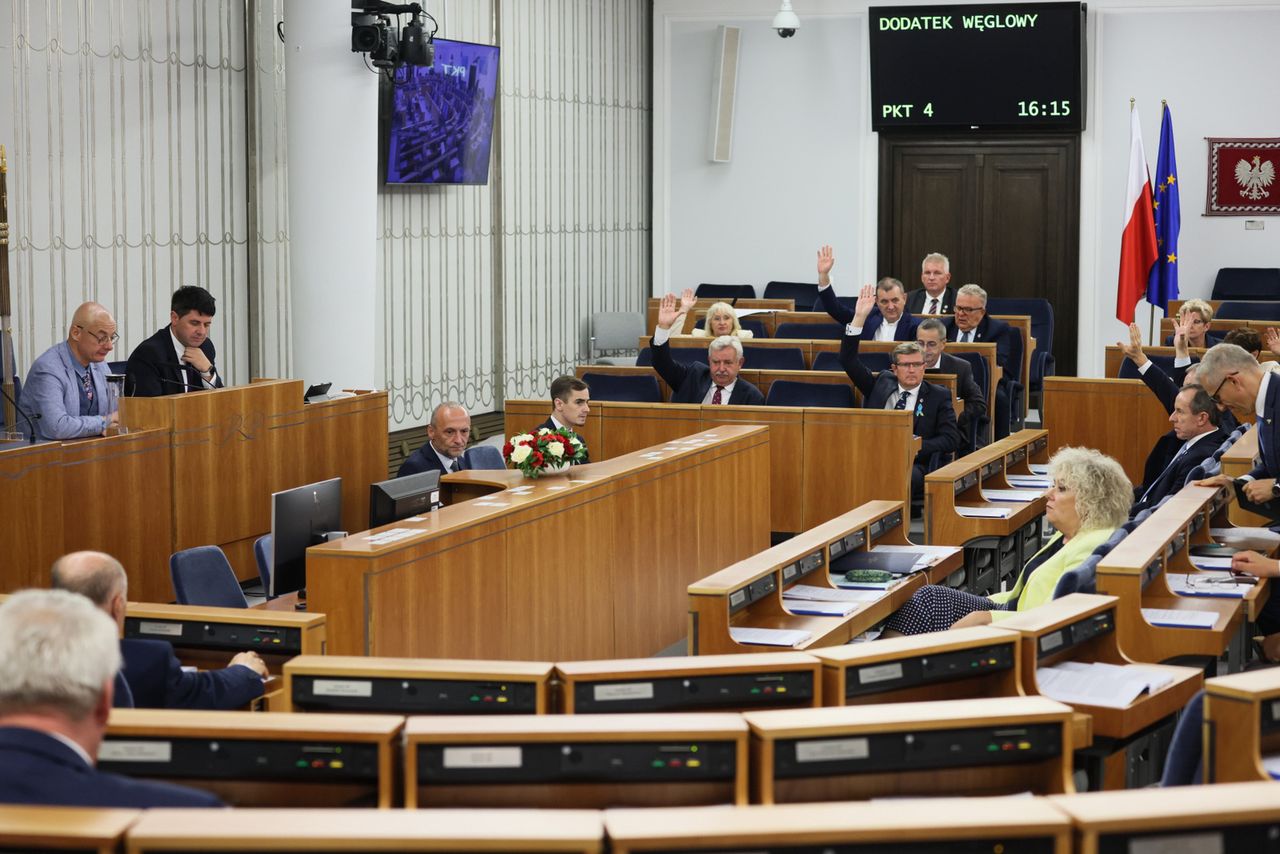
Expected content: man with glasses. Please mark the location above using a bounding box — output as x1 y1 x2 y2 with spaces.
22 301 120 440
125 286 225 396
917 318 986 450
838 285 961 498
946 283 1016 439
1195 343 1280 517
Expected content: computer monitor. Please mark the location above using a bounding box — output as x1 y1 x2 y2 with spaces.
270 477 343 598
369 470 441 529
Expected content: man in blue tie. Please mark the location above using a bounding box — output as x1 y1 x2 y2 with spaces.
1131 385 1226 516
1195 343 1280 517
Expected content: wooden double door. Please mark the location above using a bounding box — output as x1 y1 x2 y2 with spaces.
877 134 1081 376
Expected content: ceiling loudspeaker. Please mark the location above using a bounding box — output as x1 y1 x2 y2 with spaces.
708 25 741 164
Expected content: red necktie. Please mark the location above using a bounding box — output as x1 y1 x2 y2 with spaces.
712 386 724 405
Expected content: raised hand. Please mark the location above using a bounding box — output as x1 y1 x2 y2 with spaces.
657 292 680 330
1118 322 1147 366
680 288 697 312
816 245 835 285
1266 327 1280 356
852 283 876 323
1172 314 1191 358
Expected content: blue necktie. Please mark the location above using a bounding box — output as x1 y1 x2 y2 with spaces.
894 390 909 411
1141 442 1189 503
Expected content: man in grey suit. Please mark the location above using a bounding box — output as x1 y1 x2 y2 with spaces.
22 302 120 440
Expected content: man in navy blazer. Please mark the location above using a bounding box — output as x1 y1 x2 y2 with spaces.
398 402 474 477
1196 344 1280 518
917 318 986 449
1119 322 1240 434
838 285 962 497
52 551 267 711
945 283 1016 439
535 375 593 464
652 293 765 406
1131 386 1227 516
905 252 958 316
124 286 225 396
21 301 120 440
814 246 918 341
0 589 223 807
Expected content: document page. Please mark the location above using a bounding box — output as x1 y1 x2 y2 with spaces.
1007 474 1053 488
955 505 1013 518
729 626 812 647
1165 574 1249 598
783 585 885 603
1141 607 1218 629
1035 661 1175 709
781 599 860 617
980 488 1046 502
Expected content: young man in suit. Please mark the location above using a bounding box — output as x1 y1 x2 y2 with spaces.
652 293 765 405
1131 386 1227 516
905 252 957 316
539 375 592 463
814 246 917 341
51 551 267 711
839 285 962 498
946 283 1016 439
0 589 223 807
124 285 225 396
398 402 473 477
916 317 987 450
22 301 120 440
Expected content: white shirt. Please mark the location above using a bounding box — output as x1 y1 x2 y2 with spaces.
170 330 217 390
433 446 463 472
885 384 920 414
1237 369 1272 483
874 318 899 342
701 380 737 405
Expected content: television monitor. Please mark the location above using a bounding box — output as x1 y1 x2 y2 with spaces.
384 38 500 185
270 477 343 599
369 470 442 529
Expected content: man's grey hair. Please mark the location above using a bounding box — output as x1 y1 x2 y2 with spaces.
956 283 988 305
921 252 950 273
891 341 925 364
876 277 906 295
708 335 743 360
430 401 469 426
0 589 121 720
918 318 947 336
1047 447 1132 532
51 551 127 607
1197 343 1262 388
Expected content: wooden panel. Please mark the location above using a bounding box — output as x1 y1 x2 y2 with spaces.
801 409 916 529
645 298 794 335
0 440 65 592
1042 377 1170 484
300 392 390 535
602 402 704 457
702 405 800 534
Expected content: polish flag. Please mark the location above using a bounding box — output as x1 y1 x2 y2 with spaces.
1116 106 1159 324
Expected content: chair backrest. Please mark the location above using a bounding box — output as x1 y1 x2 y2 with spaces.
169 546 248 608
1051 527 1129 599
464 444 507 470
739 318 768 338
695 283 756 300
987 298 1054 354
636 346 705 367
762 281 820 305
589 312 645 350
765 380 856 409
578 372 663 403
775 322 845 340
951 351 989 391
741 347 805 371
1211 268 1280 302
1215 301 1280 321
811 351 842 372
858 352 892 373
253 534 273 595
107 360 129 375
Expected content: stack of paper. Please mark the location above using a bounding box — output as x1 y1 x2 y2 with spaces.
1166 573 1250 598
729 626 812 647
1007 474 1053 488
784 585 885 603
870 544 960 569
1189 555 1234 571
981 488 1046 502
1141 607 1218 629
1263 754 1280 780
955 505 1013 519
1035 661 1174 709
1212 527 1280 552
781 599 860 617
1028 464 1050 475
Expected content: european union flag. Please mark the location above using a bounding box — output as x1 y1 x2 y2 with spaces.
1147 103 1180 312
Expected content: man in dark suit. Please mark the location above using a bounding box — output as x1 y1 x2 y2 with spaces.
124 285 225 396
839 285 962 497
1196 344 1280 517
945 283 1016 440
905 252 957 316
399 402 473 477
1131 386 1227 516
652 293 765 405
916 317 986 450
814 246 917 341
51 551 266 711
0 589 223 807
537 375 592 463
1119 321 1239 433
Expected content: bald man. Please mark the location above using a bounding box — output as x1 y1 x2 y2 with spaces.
22 302 120 441
51 551 267 710
398 402 474 477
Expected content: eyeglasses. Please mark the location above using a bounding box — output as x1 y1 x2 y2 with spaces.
917 339 943 348
1210 371 1238 404
894 361 926 369
954 305 984 314
76 325 119 346
1185 573 1249 590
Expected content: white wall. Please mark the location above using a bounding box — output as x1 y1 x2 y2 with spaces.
655 0 1280 376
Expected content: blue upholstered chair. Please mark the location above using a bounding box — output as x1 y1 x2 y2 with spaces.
253 534 273 596
811 351 842 372
742 347 805 371
762 280 820 307
775 322 845 340
1211 268 1280 301
986 297 1055 401
765 380 855 409
170 546 248 608
464 445 507 470
636 346 706 367
695 283 756 300
1215 301 1280 321
579 372 663 403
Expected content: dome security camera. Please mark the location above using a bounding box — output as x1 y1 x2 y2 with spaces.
773 0 799 38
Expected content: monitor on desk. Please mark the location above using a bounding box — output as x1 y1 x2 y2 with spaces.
270 477 343 598
369 470 441 528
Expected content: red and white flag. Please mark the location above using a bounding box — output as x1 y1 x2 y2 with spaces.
1116 106 1159 324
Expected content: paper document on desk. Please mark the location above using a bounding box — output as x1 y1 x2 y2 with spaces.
1141 607 1218 629
1035 661 1174 709
1211 527 1280 552
365 527 419 545
1263 754 1280 780
1028 464 1050 475
1166 574 1249 598
782 598 860 617
784 585 884 603
1189 555 1234 571
955 505 1013 519
729 626 812 647
981 488 1045 502
1006 475 1053 488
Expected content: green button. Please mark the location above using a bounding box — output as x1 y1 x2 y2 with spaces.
470 695 480 702
987 744 999 752
651 759 666 768
296 759 308 768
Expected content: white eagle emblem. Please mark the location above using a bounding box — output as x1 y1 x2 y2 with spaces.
1235 155 1276 200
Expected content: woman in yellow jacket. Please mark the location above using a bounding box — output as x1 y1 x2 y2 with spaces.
882 447 1131 636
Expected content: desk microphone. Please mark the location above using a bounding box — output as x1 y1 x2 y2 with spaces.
0 382 40 444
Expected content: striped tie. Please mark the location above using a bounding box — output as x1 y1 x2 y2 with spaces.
894 390 909 410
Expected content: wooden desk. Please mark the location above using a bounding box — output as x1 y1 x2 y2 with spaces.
281 655 554 714
555 652 822 714
124 600 326 666
125 808 604 852
0 805 139 853
1220 425 1273 527
103 708 404 808
1204 666 1280 783
604 798 1071 853
0 428 173 602
1051 781 1280 854
688 501 962 655
403 712 749 809
1042 377 1173 484
121 381 388 581
306 426 771 659
743 695 1075 803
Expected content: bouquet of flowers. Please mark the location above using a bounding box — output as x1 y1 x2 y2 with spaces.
503 427 587 478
